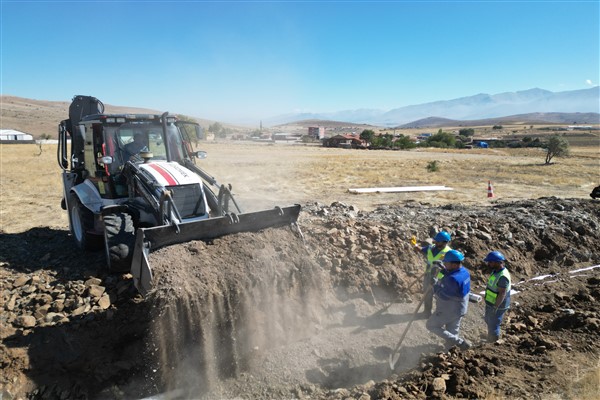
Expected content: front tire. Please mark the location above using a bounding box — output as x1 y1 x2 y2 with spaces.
103 212 135 272
68 194 103 251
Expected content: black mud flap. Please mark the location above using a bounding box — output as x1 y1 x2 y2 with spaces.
130 204 301 295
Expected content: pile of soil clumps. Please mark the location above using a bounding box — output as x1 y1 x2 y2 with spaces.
143 228 328 397
0 197 598 399
301 197 598 301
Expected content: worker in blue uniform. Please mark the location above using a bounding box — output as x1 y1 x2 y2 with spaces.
426 249 472 350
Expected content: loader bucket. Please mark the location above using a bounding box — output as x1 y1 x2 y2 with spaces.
131 204 301 295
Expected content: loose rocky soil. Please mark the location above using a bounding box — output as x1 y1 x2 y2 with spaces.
1 197 599 399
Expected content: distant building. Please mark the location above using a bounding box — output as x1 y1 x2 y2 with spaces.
416 132 433 141
308 126 325 140
0 129 34 142
272 132 302 141
323 134 366 149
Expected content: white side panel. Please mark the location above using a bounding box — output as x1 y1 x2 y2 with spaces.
140 162 203 187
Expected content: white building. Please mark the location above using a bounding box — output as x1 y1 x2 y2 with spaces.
0 129 34 141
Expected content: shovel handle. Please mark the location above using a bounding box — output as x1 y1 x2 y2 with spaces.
379 272 425 313
391 286 433 355
407 272 425 290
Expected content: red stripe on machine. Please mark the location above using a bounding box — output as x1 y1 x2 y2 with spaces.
148 164 178 186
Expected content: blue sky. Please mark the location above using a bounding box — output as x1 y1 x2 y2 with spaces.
2 1 599 124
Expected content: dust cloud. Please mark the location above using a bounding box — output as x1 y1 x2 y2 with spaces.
143 226 330 397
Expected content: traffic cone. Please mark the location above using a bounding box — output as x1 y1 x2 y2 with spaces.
487 181 495 198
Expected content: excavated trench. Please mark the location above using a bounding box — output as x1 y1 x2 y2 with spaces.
142 227 330 397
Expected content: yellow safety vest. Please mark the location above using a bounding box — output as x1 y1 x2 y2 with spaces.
485 268 511 306
426 245 451 274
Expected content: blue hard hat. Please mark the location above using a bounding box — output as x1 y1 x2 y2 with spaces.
434 231 451 242
484 251 506 262
444 249 464 263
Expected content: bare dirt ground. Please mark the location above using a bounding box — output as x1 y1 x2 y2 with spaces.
1 142 599 400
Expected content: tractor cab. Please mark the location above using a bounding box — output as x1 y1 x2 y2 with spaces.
59 111 202 201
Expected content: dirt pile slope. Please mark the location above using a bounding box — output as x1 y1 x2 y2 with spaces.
1 197 599 399
144 228 328 396
301 197 598 300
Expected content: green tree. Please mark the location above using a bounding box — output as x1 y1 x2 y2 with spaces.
360 129 375 143
426 130 456 148
543 135 570 164
208 122 223 134
208 122 229 138
458 128 475 137
492 125 503 130
392 134 416 149
220 127 234 138
372 133 394 148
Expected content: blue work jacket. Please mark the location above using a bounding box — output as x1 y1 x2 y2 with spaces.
433 266 471 316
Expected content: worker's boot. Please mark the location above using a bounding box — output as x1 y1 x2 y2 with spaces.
487 334 499 343
458 339 472 350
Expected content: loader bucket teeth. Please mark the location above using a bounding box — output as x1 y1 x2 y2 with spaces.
131 204 302 295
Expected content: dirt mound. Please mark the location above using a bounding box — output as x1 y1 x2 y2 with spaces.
301 197 598 301
1 197 599 399
143 227 328 396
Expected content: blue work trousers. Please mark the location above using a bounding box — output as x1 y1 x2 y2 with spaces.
426 301 465 347
484 304 508 338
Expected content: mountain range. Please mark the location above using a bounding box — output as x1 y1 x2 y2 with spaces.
266 87 600 127
2 88 599 138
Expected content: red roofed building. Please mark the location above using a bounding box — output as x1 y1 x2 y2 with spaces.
323 134 367 149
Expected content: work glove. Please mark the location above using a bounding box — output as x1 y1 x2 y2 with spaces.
429 261 443 285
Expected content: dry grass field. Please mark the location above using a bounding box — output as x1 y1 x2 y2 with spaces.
1 141 598 234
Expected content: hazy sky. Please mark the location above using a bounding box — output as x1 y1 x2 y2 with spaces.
2 1 598 124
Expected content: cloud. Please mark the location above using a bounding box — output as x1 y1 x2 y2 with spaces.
585 79 594 86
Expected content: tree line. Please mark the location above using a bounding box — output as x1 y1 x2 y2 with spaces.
359 129 570 165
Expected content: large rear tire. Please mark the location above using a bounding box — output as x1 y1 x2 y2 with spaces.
103 212 135 272
68 194 103 251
